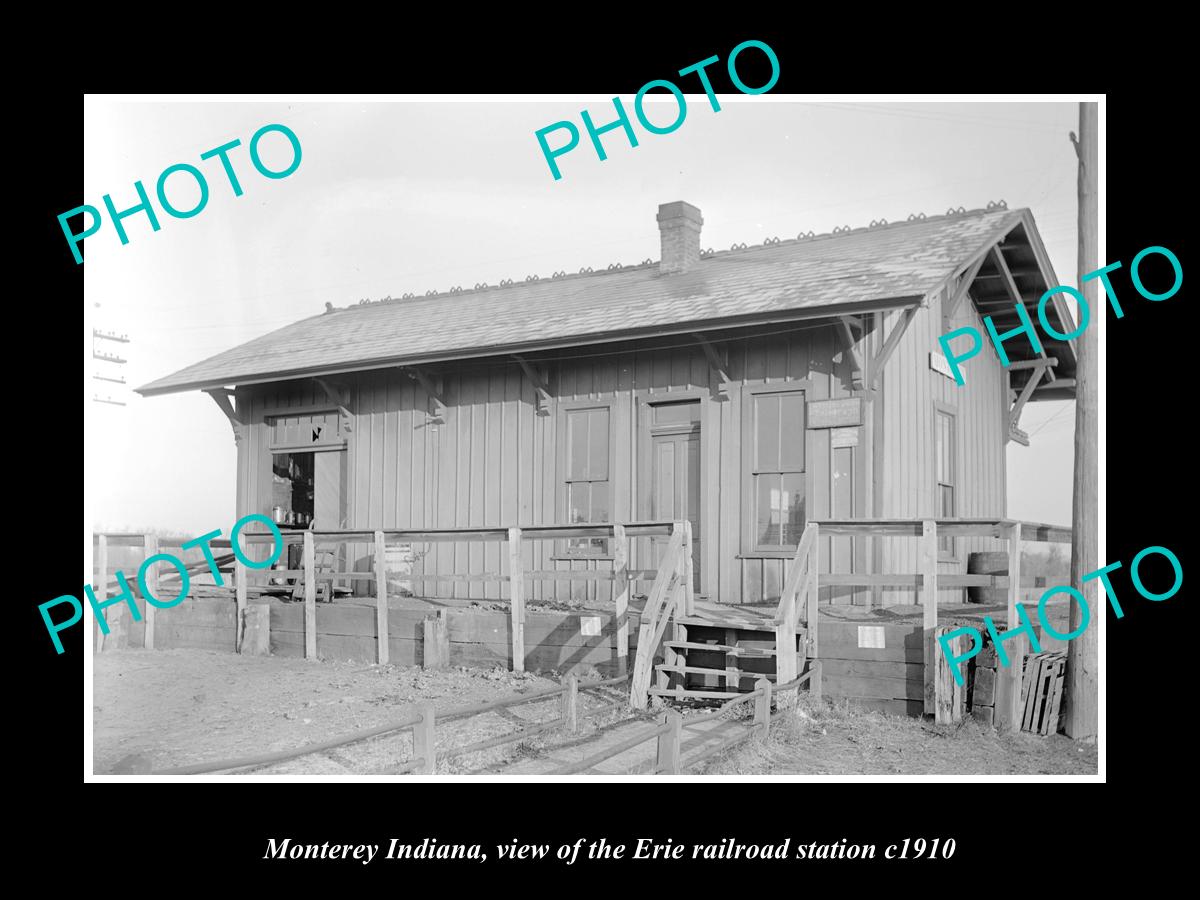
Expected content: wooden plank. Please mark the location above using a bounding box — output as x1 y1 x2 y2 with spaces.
921 520 938 715
242 603 271 656
1043 658 1066 736
95 533 109 651
995 522 1023 733
934 624 964 725
508 527 525 672
413 704 437 774
374 531 388 665
234 555 248 654
612 524 630 675
422 610 449 669
143 534 158 651
823 674 925 702
821 658 924 680
303 530 317 660
560 673 578 734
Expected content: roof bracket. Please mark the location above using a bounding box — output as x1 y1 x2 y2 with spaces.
943 255 987 328
692 334 731 400
991 246 1056 382
314 377 353 433
406 368 447 426
204 388 245 445
1008 366 1047 445
513 355 552 416
870 305 918 390
836 316 865 390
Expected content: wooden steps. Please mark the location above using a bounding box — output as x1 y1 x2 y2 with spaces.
662 640 776 658
656 664 777 681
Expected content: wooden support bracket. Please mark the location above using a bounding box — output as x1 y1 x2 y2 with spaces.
314 377 353 433
513 355 552 416
836 316 865 390
692 334 731 399
406 368 448 425
870 306 918 390
943 255 987 327
1008 366 1046 444
204 388 245 445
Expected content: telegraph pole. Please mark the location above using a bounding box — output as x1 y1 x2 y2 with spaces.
1065 101 1098 739
92 327 130 406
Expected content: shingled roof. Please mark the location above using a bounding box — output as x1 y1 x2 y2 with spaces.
138 203 1067 396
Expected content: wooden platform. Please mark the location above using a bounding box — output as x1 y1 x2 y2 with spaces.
676 600 778 631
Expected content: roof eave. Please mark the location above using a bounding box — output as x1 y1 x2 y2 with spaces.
136 294 925 398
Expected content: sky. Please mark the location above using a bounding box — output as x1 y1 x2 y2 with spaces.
83 97 1087 535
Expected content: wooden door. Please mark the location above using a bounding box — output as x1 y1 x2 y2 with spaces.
649 401 702 587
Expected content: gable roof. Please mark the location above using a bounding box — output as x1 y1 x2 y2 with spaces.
137 204 1069 396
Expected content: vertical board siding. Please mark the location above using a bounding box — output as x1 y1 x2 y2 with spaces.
235 312 1005 609
879 292 1008 605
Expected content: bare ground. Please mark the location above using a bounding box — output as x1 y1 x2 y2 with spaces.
94 649 1097 776
697 694 1098 775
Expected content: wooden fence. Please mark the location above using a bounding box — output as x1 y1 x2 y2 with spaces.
236 521 686 673
811 518 1070 731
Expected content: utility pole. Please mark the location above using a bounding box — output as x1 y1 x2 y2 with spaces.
92 327 130 406
1065 101 1098 739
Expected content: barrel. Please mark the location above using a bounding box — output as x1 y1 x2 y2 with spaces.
966 551 1008 605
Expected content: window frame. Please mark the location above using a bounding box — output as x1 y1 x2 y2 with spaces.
556 398 619 559
740 381 812 557
933 400 959 562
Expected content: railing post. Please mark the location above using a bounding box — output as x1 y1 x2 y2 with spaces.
560 673 578 734
143 534 158 651
655 710 682 774
508 527 525 673
612 524 630 675
95 533 109 652
414 703 437 774
935 624 965 724
303 530 317 660
754 677 772 741
995 522 1024 733
630 622 654 710
681 520 695 615
374 530 389 665
921 519 938 716
807 523 820 662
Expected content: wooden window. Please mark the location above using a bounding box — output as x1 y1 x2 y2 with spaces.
743 386 807 553
935 407 957 559
562 404 612 556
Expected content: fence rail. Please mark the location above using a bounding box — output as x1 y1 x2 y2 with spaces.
148 673 630 776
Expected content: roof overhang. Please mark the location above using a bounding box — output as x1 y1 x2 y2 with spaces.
137 294 923 397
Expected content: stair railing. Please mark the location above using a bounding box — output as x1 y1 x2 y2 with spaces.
629 525 687 709
772 522 820 706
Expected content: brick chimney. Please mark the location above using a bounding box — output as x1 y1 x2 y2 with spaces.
657 201 703 274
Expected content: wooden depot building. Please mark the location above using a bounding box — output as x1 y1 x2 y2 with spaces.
137 200 1077 718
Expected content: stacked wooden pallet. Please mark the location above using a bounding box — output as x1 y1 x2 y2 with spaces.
1020 652 1067 736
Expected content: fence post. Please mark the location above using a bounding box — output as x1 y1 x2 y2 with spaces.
423 609 450 669
143 534 158 651
995 522 1024 733
921 519 938 716
935 624 965 724
612 524 629 676
655 710 682 774
508 527 525 673
234 536 247 653
303 530 317 660
561 673 578 734
807 524 820 662
414 703 437 774
374 530 389 666
95 534 109 652
754 677 772 741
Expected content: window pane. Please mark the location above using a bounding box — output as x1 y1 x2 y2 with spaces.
590 481 610 523
755 395 780 470
756 474 781 545
780 472 806 545
568 411 589 479
779 392 805 470
568 482 590 524
940 484 954 518
588 408 609 479
653 401 700 425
